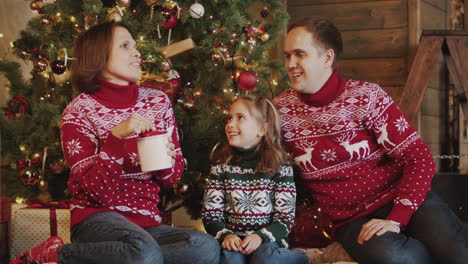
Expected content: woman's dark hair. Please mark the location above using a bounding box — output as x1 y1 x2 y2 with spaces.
71 22 132 93
288 17 343 68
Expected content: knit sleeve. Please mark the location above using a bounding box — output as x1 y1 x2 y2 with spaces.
151 96 184 188
254 165 296 247
366 85 436 227
61 106 126 207
201 165 234 243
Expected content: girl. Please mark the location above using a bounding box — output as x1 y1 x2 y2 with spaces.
202 95 308 264
11 22 219 264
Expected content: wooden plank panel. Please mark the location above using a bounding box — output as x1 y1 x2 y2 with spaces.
339 58 407 86
341 28 408 58
288 1 407 31
399 36 444 122
421 2 447 29
423 0 447 11
289 0 391 6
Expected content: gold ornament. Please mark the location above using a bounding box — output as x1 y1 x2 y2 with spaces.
37 191 52 202
162 0 177 9
107 8 123 22
33 57 49 72
19 50 31 60
41 18 50 26
260 32 270 42
30 1 40 11
211 53 222 62
84 13 98 29
161 60 172 71
116 0 132 8
146 0 158 5
38 178 48 191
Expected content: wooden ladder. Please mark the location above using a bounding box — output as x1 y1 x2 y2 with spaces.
399 30 468 123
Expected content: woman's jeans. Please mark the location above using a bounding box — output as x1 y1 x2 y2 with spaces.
335 191 468 264
57 212 220 264
220 242 308 264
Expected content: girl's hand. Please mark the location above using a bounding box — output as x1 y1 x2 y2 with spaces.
240 234 262 255
357 219 400 244
112 114 155 138
222 234 242 252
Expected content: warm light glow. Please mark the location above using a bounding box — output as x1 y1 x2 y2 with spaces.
42 72 50 78
56 12 62 17
270 79 278 86
19 145 27 153
0 33 3 38
9 41 14 48
15 197 26 204
70 16 76 22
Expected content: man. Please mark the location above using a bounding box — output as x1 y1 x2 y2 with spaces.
273 17 468 264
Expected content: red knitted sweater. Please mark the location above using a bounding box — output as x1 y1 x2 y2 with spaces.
273 70 436 228
60 80 184 229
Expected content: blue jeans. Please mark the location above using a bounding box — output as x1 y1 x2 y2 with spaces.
220 242 308 264
335 191 468 264
57 212 220 264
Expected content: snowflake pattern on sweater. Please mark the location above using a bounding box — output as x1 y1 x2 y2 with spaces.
273 78 436 227
61 85 184 229
202 164 296 248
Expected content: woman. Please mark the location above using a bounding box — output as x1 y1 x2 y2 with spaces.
13 22 220 264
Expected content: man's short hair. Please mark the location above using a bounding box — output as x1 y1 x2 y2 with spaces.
288 17 343 68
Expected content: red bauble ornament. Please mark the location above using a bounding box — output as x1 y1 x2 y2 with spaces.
237 71 258 91
162 13 178 29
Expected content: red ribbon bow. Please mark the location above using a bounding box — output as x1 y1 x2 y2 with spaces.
25 199 70 209
17 157 41 171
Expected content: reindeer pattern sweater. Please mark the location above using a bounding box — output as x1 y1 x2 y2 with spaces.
273 70 436 228
60 80 184 229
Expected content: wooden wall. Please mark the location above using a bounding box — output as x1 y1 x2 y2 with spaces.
418 0 449 169
287 0 410 102
286 0 453 170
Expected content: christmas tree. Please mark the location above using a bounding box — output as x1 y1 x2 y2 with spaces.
0 0 289 218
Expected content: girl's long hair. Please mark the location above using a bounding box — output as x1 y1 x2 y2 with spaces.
211 94 291 173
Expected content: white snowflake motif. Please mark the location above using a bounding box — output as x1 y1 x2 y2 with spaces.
394 116 409 134
67 139 83 156
320 149 337 162
129 152 140 167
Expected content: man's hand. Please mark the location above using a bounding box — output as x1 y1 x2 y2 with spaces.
358 219 400 244
240 234 262 255
222 234 242 251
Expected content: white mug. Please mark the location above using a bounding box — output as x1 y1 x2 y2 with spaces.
137 131 172 172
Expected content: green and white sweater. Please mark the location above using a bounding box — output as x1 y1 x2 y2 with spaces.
201 148 296 248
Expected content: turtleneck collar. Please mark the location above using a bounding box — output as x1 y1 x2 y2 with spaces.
90 80 139 109
233 146 261 169
300 69 345 106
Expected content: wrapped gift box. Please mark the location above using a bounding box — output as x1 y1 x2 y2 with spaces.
9 203 70 259
0 197 12 223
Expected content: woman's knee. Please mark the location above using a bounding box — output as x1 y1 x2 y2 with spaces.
127 237 164 264
188 231 220 264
